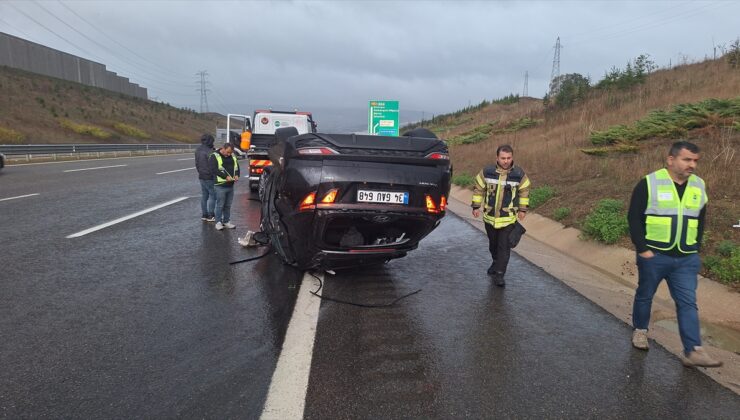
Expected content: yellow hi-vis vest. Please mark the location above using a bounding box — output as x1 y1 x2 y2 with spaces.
213 152 238 185
472 165 530 229
644 168 707 254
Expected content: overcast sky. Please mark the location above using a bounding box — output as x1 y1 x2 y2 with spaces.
1 0 738 116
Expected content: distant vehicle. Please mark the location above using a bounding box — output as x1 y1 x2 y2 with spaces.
259 127 451 270
0 153 5 171
244 109 317 191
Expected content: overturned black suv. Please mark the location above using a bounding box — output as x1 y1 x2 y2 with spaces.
259 127 451 270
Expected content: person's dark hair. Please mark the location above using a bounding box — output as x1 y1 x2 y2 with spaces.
222 142 234 150
669 141 699 157
496 144 514 156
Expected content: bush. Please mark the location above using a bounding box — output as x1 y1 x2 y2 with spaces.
717 240 736 257
112 122 150 139
59 119 111 139
582 199 629 244
0 126 25 143
704 248 740 284
452 173 475 188
553 207 571 221
528 185 555 209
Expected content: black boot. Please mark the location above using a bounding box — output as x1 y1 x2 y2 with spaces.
493 271 506 287
487 261 497 275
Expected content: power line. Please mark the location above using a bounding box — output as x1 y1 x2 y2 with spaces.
55 0 191 81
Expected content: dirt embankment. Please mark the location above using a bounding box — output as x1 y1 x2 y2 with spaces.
0 65 222 144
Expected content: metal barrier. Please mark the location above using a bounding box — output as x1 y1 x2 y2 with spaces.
0 144 198 161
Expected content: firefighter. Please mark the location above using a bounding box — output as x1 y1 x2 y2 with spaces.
471 144 531 286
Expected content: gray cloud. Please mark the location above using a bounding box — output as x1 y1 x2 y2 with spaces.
1 0 738 116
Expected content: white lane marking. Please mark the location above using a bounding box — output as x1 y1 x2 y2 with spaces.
156 167 195 175
63 164 127 173
9 153 192 167
261 272 322 420
0 193 40 202
177 158 192 161
66 197 189 238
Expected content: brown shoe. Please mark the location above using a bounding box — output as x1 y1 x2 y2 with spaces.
683 346 723 368
632 329 649 350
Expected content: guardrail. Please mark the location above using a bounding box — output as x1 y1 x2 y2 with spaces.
0 144 197 161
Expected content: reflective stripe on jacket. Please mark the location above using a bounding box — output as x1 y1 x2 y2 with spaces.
471 164 530 228
212 152 239 186
644 168 707 253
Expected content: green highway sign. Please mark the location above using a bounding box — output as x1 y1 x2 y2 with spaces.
368 100 399 136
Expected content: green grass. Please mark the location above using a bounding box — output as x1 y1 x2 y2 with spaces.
589 97 740 146
528 185 556 209
112 122 150 139
582 199 629 244
59 119 111 139
452 172 475 187
448 122 497 145
553 207 571 221
0 126 25 143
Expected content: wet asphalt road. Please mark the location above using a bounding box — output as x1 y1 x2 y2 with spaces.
0 156 300 418
1 155 739 418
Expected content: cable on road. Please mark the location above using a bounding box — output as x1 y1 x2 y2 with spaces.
308 272 421 308
229 247 272 265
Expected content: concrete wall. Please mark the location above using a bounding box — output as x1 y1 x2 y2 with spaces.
0 32 147 100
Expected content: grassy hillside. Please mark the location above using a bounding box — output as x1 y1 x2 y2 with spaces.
0 65 222 144
417 58 740 285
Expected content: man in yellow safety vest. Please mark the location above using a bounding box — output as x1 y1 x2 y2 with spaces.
628 141 721 368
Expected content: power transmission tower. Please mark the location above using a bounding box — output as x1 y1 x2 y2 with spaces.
196 70 210 113
549 37 562 97
523 71 529 97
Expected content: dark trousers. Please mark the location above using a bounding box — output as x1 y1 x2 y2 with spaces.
485 222 515 274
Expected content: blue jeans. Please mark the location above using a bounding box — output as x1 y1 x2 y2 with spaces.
632 252 702 355
199 179 216 217
214 185 234 224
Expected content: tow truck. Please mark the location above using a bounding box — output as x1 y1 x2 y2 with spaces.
216 113 252 159
241 109 317 191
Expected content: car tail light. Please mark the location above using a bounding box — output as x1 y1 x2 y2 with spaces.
299 192 316 211
440 195 447 212
297 147 339 155
321 188 339 204
425 194 440 214
425 152 449 160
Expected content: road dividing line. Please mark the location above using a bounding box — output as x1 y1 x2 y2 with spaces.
261 272 322 420
176 158 192 161
0 193 40 202
66 197 189 238
156 167 195 175
63 164 127 173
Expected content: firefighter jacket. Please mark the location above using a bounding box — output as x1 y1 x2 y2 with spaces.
644 168 707 254
471 164 531 228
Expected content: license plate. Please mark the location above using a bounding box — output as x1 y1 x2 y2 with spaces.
357 190 408 205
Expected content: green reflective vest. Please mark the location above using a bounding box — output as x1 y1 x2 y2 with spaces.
644 168 707 253
213 152 238 185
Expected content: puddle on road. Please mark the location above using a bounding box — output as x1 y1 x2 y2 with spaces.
655 319 740 354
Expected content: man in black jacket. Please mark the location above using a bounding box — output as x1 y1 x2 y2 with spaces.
210 143 240 230
195 134 216 222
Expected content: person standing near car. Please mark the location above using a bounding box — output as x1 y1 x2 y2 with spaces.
195 134 216 222
210 142 240 231
471 144 530 287
628 141 721 368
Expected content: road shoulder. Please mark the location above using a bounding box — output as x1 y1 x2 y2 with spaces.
447 185 740 395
